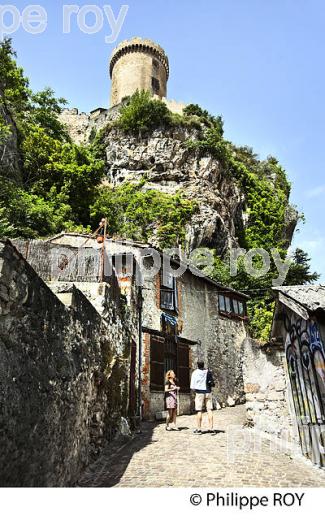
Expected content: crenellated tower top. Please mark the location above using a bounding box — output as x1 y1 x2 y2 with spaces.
109 37 169 106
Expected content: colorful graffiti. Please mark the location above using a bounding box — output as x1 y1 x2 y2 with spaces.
284 311 325 467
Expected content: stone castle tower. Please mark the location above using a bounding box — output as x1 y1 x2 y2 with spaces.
109 37 169 107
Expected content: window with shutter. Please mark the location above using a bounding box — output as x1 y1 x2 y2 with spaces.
225 296 232 313
238 301 245 316
149 335 190 393
160 290 174 310
150 335 165 391
177 341 190 393
165 336 177 374
219 294 226 312
232 299 239 314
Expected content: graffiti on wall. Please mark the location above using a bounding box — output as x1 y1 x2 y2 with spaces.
284 310 325 467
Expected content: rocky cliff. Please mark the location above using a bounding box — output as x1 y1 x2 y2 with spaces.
60 106 297 257
0 96 22 184
102 125 245 255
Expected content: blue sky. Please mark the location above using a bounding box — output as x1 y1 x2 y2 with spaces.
4 0 325 281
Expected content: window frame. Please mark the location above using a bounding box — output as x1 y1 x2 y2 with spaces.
218 293 248 320
160 271 178 313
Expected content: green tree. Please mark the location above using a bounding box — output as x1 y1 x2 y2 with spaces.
184 103 224 132
22 126 104 224
0 39 104 236
184 103 212 120
26 87 68 141
90 182 196 247
0 39 67 141
247 299 275 343
0 179 73 238
116 90 172 135
286 248 319 285
0 38 30 119
0 117 11 145
0 207 14 236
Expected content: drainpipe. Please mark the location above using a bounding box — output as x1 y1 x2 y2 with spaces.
137 286 143 431
197 339 202 362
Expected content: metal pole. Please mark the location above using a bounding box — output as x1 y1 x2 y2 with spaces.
137 286 143 431
100 218 107 282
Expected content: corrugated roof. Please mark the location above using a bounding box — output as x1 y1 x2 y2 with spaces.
273 285 325 313
46 233 249 300
45 232 150 248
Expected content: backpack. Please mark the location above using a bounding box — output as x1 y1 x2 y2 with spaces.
206 370 215 389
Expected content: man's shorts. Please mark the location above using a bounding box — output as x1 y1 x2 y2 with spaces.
195 392 213 411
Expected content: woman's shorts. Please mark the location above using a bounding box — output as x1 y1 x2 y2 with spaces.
195 393 213 411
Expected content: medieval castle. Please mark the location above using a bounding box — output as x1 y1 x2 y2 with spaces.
60 37 185 144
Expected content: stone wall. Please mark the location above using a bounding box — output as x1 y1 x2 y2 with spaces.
242 337 298 445
0 240 136 486
59 96 185 148
59 106 120 146
161 97 186 115
12 238 117 285
181 271 247 407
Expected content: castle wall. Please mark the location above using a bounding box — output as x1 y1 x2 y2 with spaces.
59 100 186 147
0 240 137 486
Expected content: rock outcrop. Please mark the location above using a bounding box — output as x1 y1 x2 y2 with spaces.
0 95 22 184
102 126 244 255
60 107 297 256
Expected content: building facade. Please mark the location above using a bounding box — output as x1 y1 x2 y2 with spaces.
43 233 249 419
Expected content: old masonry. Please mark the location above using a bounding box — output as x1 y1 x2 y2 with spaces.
1 37 325 486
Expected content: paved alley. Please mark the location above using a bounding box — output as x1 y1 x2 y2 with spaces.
78 405 325 487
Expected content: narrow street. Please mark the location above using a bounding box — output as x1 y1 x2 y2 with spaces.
78 405 325 487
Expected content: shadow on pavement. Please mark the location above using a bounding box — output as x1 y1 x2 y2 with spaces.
200 429 226 435
77 421 156 487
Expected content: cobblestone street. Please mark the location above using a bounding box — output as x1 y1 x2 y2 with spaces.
78 405 325 487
